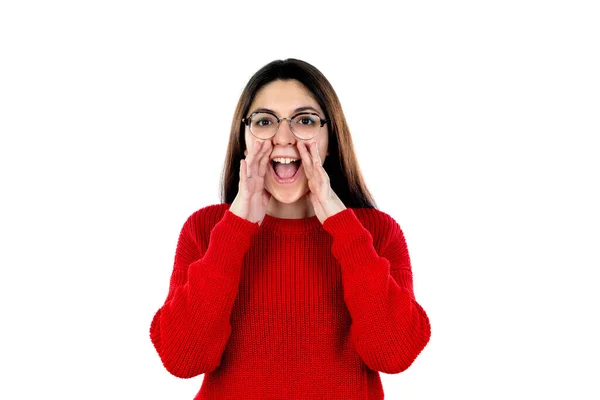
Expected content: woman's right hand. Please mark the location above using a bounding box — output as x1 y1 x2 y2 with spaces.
229 139 273 225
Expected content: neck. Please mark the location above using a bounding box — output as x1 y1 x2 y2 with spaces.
266 195 315 219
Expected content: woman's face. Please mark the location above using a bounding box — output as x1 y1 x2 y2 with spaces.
244 79 329 204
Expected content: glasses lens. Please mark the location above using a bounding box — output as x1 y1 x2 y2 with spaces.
250 113 277 139
291 113 321 139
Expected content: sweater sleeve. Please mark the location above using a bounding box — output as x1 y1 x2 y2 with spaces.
149 209 259 378
322 208 431 374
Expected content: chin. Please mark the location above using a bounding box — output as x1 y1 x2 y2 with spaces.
270 193 305 204
266 184 308 204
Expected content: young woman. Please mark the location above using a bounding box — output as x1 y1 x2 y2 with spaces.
149 59 431 399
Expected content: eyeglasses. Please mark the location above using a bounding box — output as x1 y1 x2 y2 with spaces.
242 111 329 140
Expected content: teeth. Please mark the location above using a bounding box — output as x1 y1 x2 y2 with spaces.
272 157 299 164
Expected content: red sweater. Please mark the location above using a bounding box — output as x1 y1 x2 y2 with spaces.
150 203 431 399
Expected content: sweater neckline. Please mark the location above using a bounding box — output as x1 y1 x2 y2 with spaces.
259 212 322 233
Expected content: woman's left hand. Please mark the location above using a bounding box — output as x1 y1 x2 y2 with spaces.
297 140 347 224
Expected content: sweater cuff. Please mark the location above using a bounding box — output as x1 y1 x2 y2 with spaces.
323 208 360 238
199 210 259 279
323 209 381 274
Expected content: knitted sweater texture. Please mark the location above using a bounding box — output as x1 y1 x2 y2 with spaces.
150 203 431 399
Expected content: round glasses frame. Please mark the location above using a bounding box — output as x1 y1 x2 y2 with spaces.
242 111 329 140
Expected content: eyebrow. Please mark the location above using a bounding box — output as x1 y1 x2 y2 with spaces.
250 106 322 116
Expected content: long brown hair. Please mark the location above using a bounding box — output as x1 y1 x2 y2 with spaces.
219 58 377 209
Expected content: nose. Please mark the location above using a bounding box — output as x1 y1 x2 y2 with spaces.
272 118 297 146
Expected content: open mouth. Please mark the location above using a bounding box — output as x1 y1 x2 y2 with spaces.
270 159 302 183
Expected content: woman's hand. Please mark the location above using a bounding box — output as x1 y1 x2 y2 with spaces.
297 140 346 224
229 140 273 225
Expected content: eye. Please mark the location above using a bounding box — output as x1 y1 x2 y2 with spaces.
294 114 317 126
256 119 272 127
251 113 277 128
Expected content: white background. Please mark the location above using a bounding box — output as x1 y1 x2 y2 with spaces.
1 1 599 399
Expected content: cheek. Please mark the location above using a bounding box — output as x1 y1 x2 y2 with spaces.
244 136 252 157
318 131 328 156
319 141 328 158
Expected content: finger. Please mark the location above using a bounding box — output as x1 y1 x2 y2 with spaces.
259 139 272 158
309 141 326 181
247 140 265 174
309 141 321 168
258 141 271 176
255 140 270 173
297 141 313 179
245 140 258 166
240 159 247 181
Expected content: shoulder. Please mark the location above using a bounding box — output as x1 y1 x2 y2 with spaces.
351 207 403 232
186 203 230 226
350 207 406 252
182 203 231 248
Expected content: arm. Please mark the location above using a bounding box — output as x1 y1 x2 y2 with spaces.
322 209 431 374
149 209 259 378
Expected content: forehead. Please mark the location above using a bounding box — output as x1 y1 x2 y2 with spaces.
249 79 324 115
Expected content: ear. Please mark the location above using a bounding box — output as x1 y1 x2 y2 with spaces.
244 149 248 157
